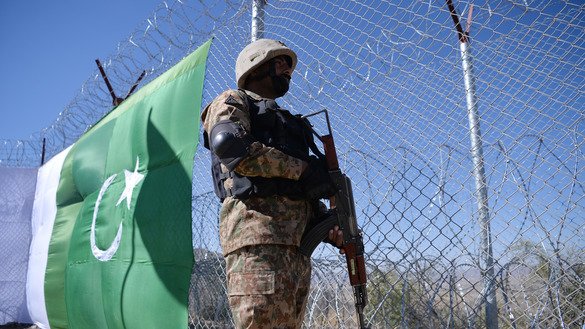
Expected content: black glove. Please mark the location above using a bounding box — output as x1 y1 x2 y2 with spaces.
299 156 338 199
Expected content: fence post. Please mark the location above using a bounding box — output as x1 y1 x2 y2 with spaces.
251 0 265 41
461 40 498 329
445 1 498 328
41 138 46 166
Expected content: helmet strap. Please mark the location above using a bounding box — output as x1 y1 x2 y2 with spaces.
268 59 290 97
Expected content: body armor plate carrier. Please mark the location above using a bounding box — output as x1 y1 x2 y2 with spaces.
204 90 322 201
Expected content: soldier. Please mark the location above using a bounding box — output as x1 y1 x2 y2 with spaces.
201 38 343 328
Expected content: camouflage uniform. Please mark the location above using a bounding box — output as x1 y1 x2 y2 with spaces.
202 89 314 328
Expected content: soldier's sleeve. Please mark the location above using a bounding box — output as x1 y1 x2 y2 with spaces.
202 90 306 180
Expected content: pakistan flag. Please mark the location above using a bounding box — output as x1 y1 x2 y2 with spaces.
31 39 212 329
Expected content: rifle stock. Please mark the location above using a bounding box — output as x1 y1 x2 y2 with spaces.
299 110 369 329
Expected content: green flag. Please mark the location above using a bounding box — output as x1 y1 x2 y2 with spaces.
43 39 212 328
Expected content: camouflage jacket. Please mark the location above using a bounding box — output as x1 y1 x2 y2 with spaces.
201 89 315 255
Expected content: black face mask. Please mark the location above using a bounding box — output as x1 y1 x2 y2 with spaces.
269 59 290 98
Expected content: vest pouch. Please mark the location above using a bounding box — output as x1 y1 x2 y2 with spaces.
229 172 255 199
273 178 305 200
253 100 278 130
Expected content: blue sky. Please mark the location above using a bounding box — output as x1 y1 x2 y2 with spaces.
0 0 161 140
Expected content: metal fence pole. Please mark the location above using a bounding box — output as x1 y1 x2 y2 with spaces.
251 0 265 42
460 39 498 329
445 1 498 327
41 138 46 166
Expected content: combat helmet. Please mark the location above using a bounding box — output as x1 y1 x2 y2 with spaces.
236 39 297 88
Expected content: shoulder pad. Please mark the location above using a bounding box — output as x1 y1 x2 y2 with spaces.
210 120 254 171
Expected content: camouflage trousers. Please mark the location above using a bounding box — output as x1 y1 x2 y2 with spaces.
225 244 312 329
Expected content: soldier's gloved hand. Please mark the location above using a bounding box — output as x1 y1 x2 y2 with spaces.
299 157 338 199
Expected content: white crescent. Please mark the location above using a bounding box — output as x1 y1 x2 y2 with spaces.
90 174 123 261
90 157 144 261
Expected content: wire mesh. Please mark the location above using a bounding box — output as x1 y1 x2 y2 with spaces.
0 0 583 328
0 168 37 325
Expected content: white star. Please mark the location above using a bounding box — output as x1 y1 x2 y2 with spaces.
116 157 145 209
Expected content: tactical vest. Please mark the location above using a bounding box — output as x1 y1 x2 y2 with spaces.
205 91 319 201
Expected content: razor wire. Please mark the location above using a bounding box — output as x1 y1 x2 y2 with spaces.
0 0 583 328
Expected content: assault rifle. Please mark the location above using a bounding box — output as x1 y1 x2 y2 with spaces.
299 110 369 329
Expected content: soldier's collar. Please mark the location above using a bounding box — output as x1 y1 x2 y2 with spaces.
242 89 273 101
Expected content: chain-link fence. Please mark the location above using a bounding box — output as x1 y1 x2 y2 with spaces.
1 0 583 328
0 168 36 325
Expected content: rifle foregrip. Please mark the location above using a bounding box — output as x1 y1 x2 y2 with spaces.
299 214 338 256
345 243 367 286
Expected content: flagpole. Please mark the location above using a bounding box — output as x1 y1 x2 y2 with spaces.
251 0 266 42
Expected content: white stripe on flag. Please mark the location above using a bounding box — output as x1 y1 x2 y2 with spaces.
26 145 73 329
